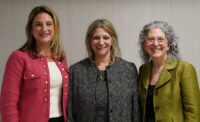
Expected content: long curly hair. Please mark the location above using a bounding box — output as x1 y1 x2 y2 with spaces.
138 21 181 63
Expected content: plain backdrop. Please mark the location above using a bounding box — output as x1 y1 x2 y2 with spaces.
0 0 200 89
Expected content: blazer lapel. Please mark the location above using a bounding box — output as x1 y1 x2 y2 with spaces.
156 60 177 88
155 68 171 88
141 63 152 90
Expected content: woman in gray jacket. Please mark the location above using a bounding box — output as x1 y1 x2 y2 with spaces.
67 19 141 122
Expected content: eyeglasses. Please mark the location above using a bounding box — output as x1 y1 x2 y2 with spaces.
145 37 167 44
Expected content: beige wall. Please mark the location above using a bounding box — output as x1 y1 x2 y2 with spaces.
0 0 200 88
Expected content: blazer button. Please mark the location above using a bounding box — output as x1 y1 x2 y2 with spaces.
64 92 67 96
40 58 44 61
155 106 160 110
44 97 47 102
30 74 35 78
43 65 46 68
155 90 159 96
65 84 68 88
58 62 61 64
44 81 48 85
62 68 65 71
65 75 68 79
99 75 103 80
44 89 48 93
44 72 47 76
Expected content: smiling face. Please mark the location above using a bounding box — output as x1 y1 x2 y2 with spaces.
143 28 170 60
91 28 113 58
32 12 54 46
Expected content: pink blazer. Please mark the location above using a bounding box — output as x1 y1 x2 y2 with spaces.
0 50 69 122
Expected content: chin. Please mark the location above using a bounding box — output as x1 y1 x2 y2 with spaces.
95 52 109 57
40 39 51 42
96 53 106 57
151 54 162 58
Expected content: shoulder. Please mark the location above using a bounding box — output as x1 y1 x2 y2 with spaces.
177 60 194 67
138 62 151 76
114 57 134 65
7 50 27 62
4 50 28 72
114 57 138 71
9 50 26 58
69 58 91 71
139 62 150 69
176 60 196 72
112 57 139 81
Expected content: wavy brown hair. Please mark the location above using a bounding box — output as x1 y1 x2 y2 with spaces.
20 5 65 61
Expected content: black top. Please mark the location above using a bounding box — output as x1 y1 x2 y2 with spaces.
95 70 109 122
146 84 155 121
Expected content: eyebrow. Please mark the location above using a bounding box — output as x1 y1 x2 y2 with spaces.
93 34 110 36
33 21 53 24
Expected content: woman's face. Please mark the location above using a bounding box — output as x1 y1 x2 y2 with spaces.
143 28 170 60
91 28 113 58
32 12 54 45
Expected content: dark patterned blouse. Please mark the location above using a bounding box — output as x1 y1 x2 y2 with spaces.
95 70 109 122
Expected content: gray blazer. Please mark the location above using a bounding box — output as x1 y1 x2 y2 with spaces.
67 57 141 122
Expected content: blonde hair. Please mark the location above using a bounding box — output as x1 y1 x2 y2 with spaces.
20 5 65 60
85 19 121 62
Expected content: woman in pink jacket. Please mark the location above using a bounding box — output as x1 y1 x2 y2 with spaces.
0 5 69 122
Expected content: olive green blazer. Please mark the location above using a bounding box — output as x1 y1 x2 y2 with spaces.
139 60 200 122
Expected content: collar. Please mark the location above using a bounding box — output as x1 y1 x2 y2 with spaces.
141 59 178 90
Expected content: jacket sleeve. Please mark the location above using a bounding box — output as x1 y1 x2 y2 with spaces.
130 63 142 122
0 51 24 122
181 63 200 122
66 66 76 122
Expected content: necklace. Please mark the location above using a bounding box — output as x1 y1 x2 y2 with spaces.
99 74 104 81
98 70 106 81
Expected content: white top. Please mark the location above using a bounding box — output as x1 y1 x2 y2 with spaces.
48 62 63 118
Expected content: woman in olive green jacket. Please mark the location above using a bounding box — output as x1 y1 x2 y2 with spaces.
138 21 200 122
